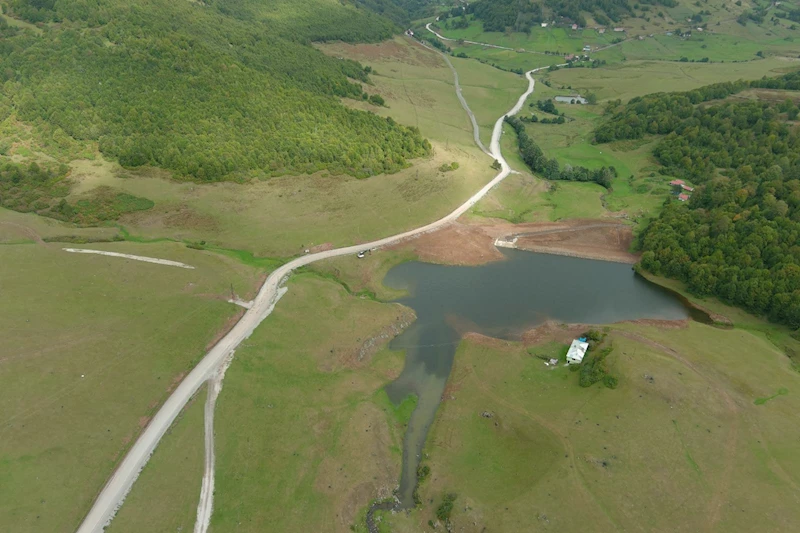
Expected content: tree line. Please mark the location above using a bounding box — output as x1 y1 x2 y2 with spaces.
505 116 615 188
594 71 800 143
594 72 800 331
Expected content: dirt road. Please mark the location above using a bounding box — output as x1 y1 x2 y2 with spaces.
76 56 543 533
62 248 195 269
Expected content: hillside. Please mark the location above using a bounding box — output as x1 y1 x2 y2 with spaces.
448 0 800 31
593 72 800 331
0 0 432 222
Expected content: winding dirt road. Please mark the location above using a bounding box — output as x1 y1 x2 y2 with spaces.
77 53 543 533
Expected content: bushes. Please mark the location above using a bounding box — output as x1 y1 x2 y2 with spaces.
0 161 155 224
576 330 618 389
436 493 457 522
578 344 615 388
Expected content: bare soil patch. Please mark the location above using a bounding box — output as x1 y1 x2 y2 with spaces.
317 38 444 69
391 218 637 265
511 219 637 264
121 203 219 233
0 221 45 245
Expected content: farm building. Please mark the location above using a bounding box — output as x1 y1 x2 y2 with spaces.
555 95 588 104
566 339 589 365
669 179 685 186
678 193 690 202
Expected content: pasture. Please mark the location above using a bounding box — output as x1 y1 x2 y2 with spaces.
107 386 207 533
210 273 414 532
385 321 800 532
0 242 260 533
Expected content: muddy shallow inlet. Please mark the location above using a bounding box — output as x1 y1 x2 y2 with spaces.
381 248 693 507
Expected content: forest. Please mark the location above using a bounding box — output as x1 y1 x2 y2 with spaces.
505 116 616 187
0 0 430 183
595 72 800 330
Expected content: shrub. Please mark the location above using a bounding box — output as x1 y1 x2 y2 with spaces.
436 493 457 522
603 374 619 389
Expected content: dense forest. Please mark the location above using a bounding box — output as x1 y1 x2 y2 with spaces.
505 116 616 187
595 72 800 330
0 0 430 184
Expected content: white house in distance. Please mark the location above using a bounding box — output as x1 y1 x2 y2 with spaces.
566 339 589 364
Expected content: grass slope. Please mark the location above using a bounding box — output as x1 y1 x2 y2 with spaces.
388 321 800 532
0 242 259 533
64 37 503 257
211 273 414 532
107 386 207 533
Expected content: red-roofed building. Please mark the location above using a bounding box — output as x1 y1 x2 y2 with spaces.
681 185 694 192
670 179 685 186
678 193 690 202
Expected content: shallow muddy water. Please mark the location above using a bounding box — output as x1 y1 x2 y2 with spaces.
382 248 691 507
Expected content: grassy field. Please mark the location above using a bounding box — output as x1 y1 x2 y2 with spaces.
544 58 796 103
0 242 259 533
642 272 800 365
450 45 559 75
432 8 800 70
107 386 207 533
210 273 415 532
447 55 528 147
0 207 119 244
440 23 621 55
384 320 800 532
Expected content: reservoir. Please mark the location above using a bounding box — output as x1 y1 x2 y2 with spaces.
382 248 691 507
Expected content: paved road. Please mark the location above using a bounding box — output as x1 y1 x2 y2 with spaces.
76 56 542 533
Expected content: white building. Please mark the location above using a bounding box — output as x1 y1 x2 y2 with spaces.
566 339 589 364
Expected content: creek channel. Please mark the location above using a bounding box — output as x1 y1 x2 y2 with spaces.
380 248 706 508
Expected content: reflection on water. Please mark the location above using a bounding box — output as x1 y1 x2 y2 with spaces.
382 249 689 507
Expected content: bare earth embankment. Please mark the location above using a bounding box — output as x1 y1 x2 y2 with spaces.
390 218 637 265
